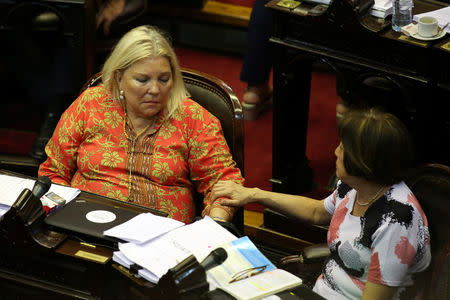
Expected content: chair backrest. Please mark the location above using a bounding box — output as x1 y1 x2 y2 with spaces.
81 69 245 232
405 164 450 300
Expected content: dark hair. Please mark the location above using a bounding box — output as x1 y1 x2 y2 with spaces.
338 108 416 185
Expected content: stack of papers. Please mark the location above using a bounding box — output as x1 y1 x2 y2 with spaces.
414 6 450 34
370 0 393 18
0 174 80 217
110 216 237 283
108 215 302 298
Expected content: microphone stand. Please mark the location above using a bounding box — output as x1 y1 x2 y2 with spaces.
156 248 228 300
157 254 209 300
0 177 67 250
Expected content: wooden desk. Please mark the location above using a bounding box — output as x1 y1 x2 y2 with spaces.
267 0 450 194
0 173 323 299
0 177 165 299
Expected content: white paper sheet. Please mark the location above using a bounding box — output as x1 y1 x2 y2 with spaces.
118 217 237 282
0 174 80 207
104 212 185 244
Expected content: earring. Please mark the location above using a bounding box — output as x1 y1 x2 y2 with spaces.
119 90 124 101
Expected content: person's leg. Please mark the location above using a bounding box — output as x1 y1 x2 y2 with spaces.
240 0 273 112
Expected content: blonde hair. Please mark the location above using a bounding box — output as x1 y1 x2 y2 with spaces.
101 25 188 118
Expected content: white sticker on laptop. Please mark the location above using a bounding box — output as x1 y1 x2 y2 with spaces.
86 210 116 223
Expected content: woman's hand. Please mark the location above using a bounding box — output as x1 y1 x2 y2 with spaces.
212 181 258 207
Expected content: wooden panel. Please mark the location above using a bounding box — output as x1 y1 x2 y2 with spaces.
244 210 314 252
201 1 252 27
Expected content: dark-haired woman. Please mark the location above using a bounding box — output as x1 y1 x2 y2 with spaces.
212 108 430 299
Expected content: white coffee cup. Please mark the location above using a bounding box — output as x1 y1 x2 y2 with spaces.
418 16 439 37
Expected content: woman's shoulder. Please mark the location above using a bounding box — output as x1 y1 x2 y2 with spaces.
390 181 427 213
75 86 119 108
176 98 219 123
389 181 414 203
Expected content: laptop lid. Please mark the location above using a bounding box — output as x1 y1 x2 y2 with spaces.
44 199 142 249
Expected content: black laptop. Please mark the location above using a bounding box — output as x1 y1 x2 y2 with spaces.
44 198 145 249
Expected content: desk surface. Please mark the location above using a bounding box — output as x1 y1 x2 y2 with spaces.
0 171 324 299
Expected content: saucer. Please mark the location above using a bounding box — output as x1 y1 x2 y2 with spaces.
411 29 447 41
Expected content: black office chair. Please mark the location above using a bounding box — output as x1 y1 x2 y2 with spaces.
278 163 450 299
81 69 245 233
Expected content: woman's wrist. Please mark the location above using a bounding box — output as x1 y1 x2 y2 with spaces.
246 187 260 204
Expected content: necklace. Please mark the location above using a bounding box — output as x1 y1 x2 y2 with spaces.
355 185 386 206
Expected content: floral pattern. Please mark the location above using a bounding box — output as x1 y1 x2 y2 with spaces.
39 86 244 223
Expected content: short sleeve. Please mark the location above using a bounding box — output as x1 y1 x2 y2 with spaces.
367 198 431 286
324 180 344 215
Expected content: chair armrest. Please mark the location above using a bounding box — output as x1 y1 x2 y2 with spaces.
301 243 330 263
278 243 330 289
279 243 330 266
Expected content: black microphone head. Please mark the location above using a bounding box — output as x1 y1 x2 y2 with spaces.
200 247 227 271
211 247 227 264
32 176 52 199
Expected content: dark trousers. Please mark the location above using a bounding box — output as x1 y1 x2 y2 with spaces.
240 0 273 85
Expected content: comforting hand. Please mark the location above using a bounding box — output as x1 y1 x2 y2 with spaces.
96 0 126 35
212 181 257 207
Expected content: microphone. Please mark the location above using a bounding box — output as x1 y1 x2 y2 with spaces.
32 176 52 199
19 176 52 224
200 247 228 272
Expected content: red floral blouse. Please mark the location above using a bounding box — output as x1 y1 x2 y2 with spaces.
38 86 244 223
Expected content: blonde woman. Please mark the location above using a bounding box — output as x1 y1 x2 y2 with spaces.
39 25 243 223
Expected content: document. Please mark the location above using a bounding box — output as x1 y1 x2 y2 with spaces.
202 236 277 290
0 174 80 207
112 218 303 298
104 212 185 244
113 251 159 283
203 236 302 299
115 217 237 282
217 269 302 300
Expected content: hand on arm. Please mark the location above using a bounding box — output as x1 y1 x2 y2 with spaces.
187 109 244 223
96 0 126 35
212 181 332 225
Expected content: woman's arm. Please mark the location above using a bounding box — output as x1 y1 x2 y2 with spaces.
212 181 331 225
186 103 244 222
38 93 88 185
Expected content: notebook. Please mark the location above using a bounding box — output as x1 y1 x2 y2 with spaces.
44 199 144 249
